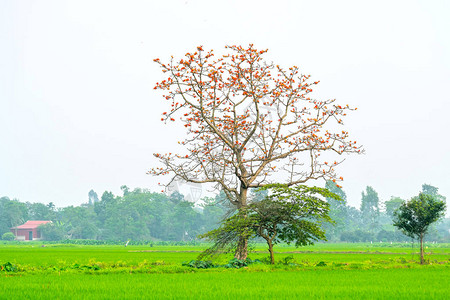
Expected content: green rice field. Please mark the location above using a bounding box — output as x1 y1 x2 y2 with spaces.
1 242 449 299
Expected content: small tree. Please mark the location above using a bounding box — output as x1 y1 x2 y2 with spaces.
151 44 363 259
200 184 339 264
393 193 446 264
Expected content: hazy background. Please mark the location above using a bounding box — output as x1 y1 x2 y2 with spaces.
1 0 449 210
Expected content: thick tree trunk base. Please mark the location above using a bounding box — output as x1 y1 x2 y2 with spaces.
235 236 248 260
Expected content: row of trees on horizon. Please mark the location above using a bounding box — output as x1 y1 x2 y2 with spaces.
1 182 449 243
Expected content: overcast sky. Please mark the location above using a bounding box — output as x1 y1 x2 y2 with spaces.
1 0 449 211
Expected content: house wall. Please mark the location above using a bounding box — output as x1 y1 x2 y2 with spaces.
10 228 40 240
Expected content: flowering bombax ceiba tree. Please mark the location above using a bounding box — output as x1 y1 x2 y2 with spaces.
150 45 363 259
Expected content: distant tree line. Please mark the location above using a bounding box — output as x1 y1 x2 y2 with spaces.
323 182 449 243
0 187 229 241
0 183 449 242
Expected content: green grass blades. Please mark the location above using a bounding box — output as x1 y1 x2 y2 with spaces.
1 269 449 299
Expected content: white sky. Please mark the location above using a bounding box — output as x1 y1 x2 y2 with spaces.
1 0 449 211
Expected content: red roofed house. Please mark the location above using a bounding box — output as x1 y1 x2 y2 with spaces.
10 221 52 241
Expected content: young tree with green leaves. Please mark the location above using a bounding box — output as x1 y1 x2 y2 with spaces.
200 184 339 264
393 193 446 264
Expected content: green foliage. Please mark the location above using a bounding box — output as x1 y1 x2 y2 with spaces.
69 263 101 271
0 196 28 235
1 188 229 242
200 184 338 262
323 181 349 240
385 197 404 219
44 239 198 246
0 262 17 272
393 193 446 264
393 193 446 239
2 182 448 245
253 185 337 250
182 258 261 269
224 258 261 268
40 222 66 241
61 206 98 239
340 230 374 242
258 184 338 244
278 255 297 266
198 212 254 258
360 186 380 233
26 202 56 220
88 189 99 205
182 260 215 269
376 229 409 242
1 232 15 241
421 184 446 202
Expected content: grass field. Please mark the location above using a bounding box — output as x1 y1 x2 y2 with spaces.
1 242 449 299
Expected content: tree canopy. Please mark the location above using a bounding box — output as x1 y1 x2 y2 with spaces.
393 193 446 264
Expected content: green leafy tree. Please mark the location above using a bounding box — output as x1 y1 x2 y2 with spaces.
414 185 449 242
61 206 98 239
143 192 173 240
200 184 338 264
323 181 348 240
360 186 380 233
88 189 99 205
0 197 28 235
170 200 201 241
168 191 184 205
94 191 118 226
120 185 130 196
393 193 446 264
27 202 56 221
422 184 446 204
39 222 66 241
102 191 153 241
384 197 404 219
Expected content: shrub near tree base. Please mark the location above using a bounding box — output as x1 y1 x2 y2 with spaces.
182 258 261 269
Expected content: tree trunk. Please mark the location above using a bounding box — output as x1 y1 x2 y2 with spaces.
234 187 248 260
420 233 424 265
268 240 275 264
235 236 248 260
